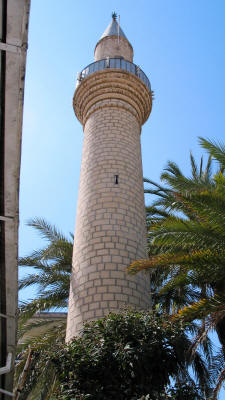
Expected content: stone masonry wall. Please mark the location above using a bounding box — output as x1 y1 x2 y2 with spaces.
94 36 133 62
66 102 150 341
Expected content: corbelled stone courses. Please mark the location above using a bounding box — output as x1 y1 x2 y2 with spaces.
73 69 152 127
66 104 151 341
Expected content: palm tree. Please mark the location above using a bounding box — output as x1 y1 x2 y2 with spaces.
143 150 213 314
17 210 215 398
19 217 73 323
15 318 66 400
15 218 73 398
129 138 225 398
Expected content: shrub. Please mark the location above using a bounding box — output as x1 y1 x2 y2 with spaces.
50 311 200 400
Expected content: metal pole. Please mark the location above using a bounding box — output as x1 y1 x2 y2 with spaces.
118 15 120 46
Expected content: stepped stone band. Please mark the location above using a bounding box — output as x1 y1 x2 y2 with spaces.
74 69 152 128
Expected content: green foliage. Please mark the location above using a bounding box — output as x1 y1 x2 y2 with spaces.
15 219 72 398
164 383 204 400
49 311 209 400
132 141 225 325
15 322 66 400
19 217 73 321
18 143 224 398
131 139 225 398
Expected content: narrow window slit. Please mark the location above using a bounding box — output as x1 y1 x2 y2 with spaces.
114 175 119 185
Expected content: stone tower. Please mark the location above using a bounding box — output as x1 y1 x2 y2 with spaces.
66 14 153 341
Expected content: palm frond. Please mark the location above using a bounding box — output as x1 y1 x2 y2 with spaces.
27 217 69 243
163 161 183 178
213 366 225 400
174 296 225 322
199 137 225 170
190 152 198 180
204 155 213 180
19 292 68 325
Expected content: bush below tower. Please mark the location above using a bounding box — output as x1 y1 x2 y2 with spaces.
50 311 203 400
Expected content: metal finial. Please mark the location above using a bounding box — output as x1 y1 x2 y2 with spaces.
112 12 117 21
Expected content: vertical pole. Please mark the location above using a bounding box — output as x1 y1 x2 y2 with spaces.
0 1 7 398
118 15 120 46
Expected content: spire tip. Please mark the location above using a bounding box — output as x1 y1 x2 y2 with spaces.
112 12 117 21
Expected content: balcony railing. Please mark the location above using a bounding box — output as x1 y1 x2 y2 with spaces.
76 58 151 90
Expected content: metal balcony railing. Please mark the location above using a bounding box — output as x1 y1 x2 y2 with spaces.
76 58 151 90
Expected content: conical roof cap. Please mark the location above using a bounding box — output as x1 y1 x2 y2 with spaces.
100 16 128 40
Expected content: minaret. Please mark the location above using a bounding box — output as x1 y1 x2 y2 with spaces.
66 14 153 341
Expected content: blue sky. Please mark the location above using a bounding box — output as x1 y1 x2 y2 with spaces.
20 0 225 258
19 2 225 393
20 1 225 281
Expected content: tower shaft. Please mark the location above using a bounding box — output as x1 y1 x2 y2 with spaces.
66 18 152 341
